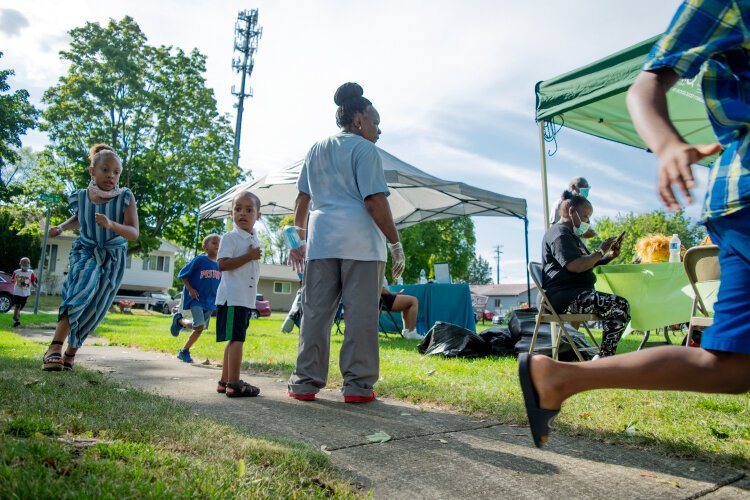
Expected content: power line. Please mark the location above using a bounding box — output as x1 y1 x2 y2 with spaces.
231 9 262 167
494 245 503 284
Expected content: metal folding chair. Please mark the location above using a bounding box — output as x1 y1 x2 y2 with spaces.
332 303 345 335
528 262 600 361
683 245 720 346
378 301 401 336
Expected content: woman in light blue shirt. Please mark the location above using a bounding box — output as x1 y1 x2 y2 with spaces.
287 82 405 403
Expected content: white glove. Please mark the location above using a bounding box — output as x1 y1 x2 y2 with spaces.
389 242 405 280
288 244 306 274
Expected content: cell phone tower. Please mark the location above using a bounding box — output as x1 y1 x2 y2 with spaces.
231 9 262 167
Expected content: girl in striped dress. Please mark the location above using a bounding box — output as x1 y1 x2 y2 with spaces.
43 144 139 371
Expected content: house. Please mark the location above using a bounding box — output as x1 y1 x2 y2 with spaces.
258 263 301 311
41 234 180 294
470 283 539 316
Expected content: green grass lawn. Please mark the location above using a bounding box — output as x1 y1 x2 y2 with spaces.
0 332 363 498
4 310 749 470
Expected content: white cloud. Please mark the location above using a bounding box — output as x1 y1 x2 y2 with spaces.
0 8 29 37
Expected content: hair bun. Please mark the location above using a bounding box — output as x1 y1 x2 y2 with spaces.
562 190 574 200
334 82 364 106
89 143 115 161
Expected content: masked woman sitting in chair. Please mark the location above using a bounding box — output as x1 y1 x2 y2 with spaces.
541 192 630 358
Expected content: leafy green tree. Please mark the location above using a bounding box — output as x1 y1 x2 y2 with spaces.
0 53 39 201
0 207 41 273
466 255 494 284
41 17 242 254
589 210 705 264
393 217 476 283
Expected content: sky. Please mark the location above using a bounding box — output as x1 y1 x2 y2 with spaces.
2 0 707 283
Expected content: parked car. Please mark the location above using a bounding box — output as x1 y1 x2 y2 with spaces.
253 294 271 318
167 292 182 314
0 272 15 313
117 290 173 314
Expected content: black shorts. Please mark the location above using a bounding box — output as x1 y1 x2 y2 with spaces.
380 293 397 311
215 304 250 342
13 295 28 308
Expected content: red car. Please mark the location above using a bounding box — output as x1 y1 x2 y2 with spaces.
0 272 15 313
253 293 271 318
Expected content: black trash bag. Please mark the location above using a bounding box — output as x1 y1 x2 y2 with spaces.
477 326 521 356
417 322 493 358
509 309 597 361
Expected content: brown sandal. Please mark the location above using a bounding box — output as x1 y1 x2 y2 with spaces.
62 351 76 371
42 341 64 372
225 380 260 398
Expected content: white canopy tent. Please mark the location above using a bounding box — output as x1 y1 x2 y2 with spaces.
199 147 531 300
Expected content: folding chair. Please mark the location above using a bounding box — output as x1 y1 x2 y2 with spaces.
378 301 401 336
683 245 720 346
528 262 600 361
332 303 345 335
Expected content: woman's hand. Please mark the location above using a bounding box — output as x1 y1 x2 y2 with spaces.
599 237 617 254
288 245 306 273
94 213 113 230
48 226 63 238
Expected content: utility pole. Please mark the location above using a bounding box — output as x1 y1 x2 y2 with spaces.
231 9 262 167
494 245 503 284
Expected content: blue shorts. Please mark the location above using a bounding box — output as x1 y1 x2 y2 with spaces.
702 208 750 355
189 305 213 330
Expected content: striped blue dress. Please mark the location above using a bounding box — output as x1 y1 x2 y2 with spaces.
59 188 132 348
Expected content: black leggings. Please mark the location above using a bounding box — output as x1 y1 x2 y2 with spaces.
566 291 630 357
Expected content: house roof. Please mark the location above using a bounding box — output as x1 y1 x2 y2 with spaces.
470 283 537 297
260 263 300 282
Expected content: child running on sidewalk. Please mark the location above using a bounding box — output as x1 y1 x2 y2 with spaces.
214 191 263 397
11 257 38 327
170 234 221 363
43 144 139 371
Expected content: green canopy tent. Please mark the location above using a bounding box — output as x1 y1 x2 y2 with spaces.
535 35 715 228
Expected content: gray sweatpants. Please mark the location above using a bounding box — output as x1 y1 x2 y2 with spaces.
288 259 384 397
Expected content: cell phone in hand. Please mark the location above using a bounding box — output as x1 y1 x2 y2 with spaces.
615 231 626 245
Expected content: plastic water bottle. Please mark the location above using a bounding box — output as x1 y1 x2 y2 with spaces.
669 234 681 262
419 269 427 284
396 276 403 286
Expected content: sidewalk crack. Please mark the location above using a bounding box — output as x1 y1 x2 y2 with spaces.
688 472 746 499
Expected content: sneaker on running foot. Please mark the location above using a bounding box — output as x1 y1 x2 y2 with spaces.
287 390 316 401
170 313 183 337
13 320 20 328
176 349 193 363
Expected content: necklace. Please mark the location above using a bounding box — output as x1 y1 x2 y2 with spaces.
87 179 123 199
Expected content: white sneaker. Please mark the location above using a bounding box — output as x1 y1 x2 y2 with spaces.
402 329 421 340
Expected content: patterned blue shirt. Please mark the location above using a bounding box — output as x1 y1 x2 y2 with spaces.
643 0 750 220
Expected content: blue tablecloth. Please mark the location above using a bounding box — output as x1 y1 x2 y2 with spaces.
382 283 476 334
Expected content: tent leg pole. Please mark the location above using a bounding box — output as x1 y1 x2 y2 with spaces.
194 213 202 258
524 217 531 306
538 121 551 230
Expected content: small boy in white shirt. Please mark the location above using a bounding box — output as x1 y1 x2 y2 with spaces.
214 191 263 397
11 257 38 327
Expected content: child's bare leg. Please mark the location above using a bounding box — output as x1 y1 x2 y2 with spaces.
181 326 204 352
178 318 193 329
224 341 245 395
531 347 750 411
220 342 230 383
13 304 21 322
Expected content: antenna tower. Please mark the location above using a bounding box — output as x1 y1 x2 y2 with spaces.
231 9 262 166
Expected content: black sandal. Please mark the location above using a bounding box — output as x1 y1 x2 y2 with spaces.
42 341 64 372
217 380 227 394
225 380 260 398
518 353 560 448
62 350 76 371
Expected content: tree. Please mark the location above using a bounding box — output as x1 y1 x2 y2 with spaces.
41 17 242 254
466 255 494 284
588 210 705 264
0 207 41 273
0 52 39 201
393 217 476 283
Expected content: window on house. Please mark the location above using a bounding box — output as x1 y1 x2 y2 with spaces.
142 255 170 272
44 244 58 272
273 281 292 294
494 298 502 308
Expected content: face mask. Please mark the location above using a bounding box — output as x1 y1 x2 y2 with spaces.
578 187 590 199
21 265 30 271
572 210 590 236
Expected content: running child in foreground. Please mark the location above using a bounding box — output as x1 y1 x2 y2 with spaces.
43 143 139 371
170 234 221 363
214 191 263 397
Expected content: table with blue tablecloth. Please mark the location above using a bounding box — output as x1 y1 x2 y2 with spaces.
381 283 476 334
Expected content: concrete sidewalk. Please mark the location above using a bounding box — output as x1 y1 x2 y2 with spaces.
22 329 749 499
